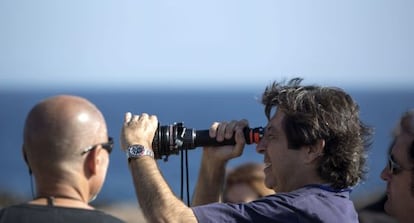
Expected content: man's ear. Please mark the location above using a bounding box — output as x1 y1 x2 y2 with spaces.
305 139 325 163
85 147 104 176
22 145 32 175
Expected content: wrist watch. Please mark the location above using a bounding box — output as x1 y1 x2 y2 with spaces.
126 144 154 162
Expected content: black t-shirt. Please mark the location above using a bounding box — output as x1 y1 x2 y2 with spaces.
0 204 125 223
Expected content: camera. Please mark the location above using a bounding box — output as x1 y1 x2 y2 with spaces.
152 122 264 160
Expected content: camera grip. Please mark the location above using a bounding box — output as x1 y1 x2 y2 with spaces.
193 130 236 148
194 127 259 148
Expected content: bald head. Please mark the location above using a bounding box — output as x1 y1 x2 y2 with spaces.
23 95 108 173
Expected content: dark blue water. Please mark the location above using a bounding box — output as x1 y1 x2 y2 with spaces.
1 89 413 204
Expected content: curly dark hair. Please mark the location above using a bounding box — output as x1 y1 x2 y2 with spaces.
261 78 372 189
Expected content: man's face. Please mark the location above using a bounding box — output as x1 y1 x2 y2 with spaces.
256 110 302 192
381 132 414 221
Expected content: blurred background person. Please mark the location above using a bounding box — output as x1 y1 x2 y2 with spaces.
358 141 398 223
223 162 274 203
358 193 397 223
379 109 414 223
358 135 397 223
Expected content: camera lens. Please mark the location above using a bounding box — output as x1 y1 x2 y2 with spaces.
152 123 263 160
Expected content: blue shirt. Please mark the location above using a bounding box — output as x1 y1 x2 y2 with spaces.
191 185 358 223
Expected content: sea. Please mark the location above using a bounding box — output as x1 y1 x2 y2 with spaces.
1 88 413 205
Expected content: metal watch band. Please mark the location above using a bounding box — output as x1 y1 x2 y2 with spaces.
127 145 154 163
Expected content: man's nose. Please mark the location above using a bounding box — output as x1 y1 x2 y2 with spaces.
256 139 266 154
380 166 391 182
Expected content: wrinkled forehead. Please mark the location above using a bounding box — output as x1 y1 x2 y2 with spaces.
266 108 284 123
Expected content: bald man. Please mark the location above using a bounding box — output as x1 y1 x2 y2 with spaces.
0 95 124 223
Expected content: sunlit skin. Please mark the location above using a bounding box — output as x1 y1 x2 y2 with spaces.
380 132 414 223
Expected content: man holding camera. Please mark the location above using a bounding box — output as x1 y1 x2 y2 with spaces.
121 78 372 222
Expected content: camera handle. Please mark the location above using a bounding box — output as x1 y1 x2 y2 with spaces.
193 127 263 148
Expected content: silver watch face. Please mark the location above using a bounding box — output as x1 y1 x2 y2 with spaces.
127 145 154 160
129 145 144 156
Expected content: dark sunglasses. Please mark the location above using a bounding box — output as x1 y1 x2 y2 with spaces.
387 154 408 175
81 137 113 155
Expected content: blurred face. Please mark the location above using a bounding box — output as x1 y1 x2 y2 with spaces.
256 110 302 192
225 183 259 203
380 132 414 222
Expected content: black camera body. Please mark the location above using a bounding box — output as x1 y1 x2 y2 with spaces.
152 122 263 160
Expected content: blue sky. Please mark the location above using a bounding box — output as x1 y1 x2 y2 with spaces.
0 0 413 91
